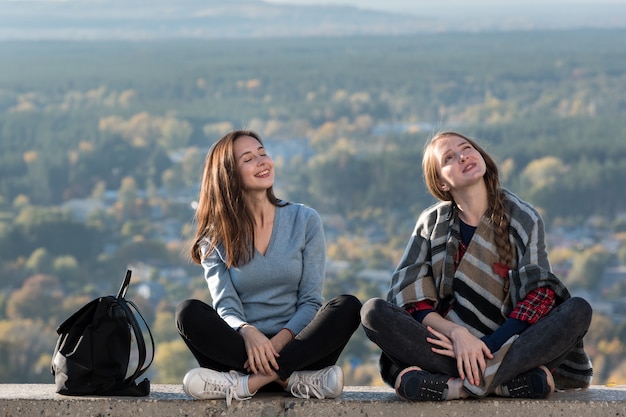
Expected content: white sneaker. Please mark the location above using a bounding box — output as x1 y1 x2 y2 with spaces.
287 365 344 399
183 368 251 405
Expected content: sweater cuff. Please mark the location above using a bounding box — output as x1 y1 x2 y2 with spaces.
410 308 436 323
281 327 295 339
481 318 530 352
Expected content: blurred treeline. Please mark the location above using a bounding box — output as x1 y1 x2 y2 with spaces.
1 29 625 386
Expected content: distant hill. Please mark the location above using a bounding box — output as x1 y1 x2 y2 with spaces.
0 0 427 40
1 0 626 40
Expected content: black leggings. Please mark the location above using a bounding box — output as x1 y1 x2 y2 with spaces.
176 294 362 381
360 296 592 388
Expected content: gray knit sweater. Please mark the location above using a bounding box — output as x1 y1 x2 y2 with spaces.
201 202 325 336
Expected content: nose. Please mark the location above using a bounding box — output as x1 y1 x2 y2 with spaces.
257 154 269 165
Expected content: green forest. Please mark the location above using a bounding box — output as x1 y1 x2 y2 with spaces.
1 29 626 387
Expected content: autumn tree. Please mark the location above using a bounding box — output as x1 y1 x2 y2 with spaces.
6 274 64 323
152 339 195 383
13 206 105 261
0 319 56 382
566 245 614 291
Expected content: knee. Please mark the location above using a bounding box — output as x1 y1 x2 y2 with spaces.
550 296 593 336
335 294 363 311
567 297 593 328
175 298 209 330
329 294 363 328
360 297 389 330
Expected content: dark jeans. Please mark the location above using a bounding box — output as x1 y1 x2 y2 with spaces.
360 296 592 388
176 294 362 382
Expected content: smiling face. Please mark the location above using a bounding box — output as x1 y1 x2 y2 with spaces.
233 134 275 193
431 134 487 193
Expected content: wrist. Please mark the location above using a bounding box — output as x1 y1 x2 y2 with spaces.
237 323 249 333
449 325 470 338
281 327 295 340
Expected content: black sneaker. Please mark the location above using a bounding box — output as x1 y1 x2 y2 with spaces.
496 366 554 398
395 367 450 401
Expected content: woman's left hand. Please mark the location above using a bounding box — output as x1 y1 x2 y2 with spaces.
239 325 280 375
427 325 493 386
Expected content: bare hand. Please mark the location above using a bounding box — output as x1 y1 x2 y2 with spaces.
427 325 493 386
448 326 493 386
239 325 280 375
426 326 454 356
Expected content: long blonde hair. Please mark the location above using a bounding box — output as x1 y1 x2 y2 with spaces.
422 131 514 268
190 130 283 267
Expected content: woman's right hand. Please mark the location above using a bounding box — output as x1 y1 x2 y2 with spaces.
239 325 280 375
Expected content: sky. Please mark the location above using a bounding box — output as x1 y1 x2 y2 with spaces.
264 0 626 15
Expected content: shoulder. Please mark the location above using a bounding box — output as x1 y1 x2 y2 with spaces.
276 203 325 247
278 201 322 223
502 189 545 234
417 200 453 227
199 238 227 264
409 200 454 242
503 189 542 221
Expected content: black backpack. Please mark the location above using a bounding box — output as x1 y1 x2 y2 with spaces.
51 270 155 396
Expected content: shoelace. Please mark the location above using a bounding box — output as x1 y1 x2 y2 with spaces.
290 374 326 399
200 371 250 406
498 367 550 398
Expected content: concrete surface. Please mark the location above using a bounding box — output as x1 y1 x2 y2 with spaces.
0 384 625 417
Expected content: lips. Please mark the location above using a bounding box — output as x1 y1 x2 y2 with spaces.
463 163 476 173
255 169 270 177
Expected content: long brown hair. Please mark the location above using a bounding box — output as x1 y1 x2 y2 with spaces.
190 130 283 267
422 131 514 268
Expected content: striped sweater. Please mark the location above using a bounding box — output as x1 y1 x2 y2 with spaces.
387 189 592 390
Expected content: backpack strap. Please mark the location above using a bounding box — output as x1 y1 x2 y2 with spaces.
116 269 132 300
122 299 155 384
114 269 155 384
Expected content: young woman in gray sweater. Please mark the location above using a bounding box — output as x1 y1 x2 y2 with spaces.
176 130 361 405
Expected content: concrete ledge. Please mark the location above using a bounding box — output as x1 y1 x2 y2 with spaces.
1 384 625 417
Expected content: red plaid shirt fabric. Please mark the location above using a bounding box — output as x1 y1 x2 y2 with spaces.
510 287 555 323
405 300 435 315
